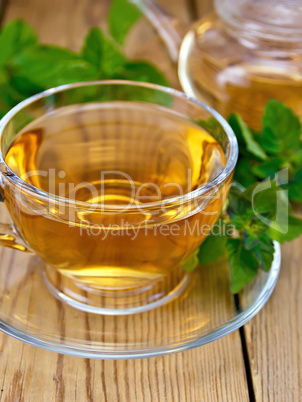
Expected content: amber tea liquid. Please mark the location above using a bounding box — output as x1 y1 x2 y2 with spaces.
182 59 302 130
179 15 302 130
4 102 227 291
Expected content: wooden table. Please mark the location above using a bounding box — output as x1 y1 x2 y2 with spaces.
0 0 301 401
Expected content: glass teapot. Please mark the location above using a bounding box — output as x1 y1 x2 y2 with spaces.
132 0 302 130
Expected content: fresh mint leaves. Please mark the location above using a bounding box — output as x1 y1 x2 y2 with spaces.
289 171 302 202
198 232 226 265
230 100 302 202
229 113 267 161
114 60 169 86
81 28 127 76
82 28 109 70
0 19 37 67
191 100 302 293
226 238 259 294
268 215 302 243
261 100 301 154
0 0 167 119
13 46 99 88
108 0 142 45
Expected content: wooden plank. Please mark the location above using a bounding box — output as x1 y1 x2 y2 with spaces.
3 0 111 50
244 237 302 401
0 0 249 401
0 332 249 401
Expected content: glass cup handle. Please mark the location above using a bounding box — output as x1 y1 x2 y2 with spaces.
0 192 31 252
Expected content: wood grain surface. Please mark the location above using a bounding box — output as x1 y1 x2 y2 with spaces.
0 0 301 401
244 236 302 401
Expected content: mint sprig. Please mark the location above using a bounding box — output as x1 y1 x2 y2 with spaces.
230 100 302 202
0 0 168 119
108 0 142 45
190 101 302 293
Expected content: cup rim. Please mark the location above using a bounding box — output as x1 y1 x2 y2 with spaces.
0 80 238 210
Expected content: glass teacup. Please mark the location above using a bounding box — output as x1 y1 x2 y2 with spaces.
0 81 238 314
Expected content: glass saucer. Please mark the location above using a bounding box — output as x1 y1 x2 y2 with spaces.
0 243 280 359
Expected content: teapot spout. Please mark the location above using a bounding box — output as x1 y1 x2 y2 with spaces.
130 0 187 63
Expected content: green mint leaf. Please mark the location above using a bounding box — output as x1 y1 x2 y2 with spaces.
228 181 280 243
12 45 99 88
288 171 302 202
248 178 288 216
229 113 267 160
248 178 302 241
268 214 302 243
81 27 103 70
252 157 283 179
234 159 258 187
198 233 226 265
108 0 141 45
228 184 254 228
244 230 275 272
226 238 259 293
0 69 7 86
114 60 169 86
182 248 199 273
112 61 171 105
243 229 259 250
260 99 301 155
0 19 38 67
251 233 275 272
8 75 43 99
0 80 21 112
288 148 302 172
0 110 7 119
81 27 126 75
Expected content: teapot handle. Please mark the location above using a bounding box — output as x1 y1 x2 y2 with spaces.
130 0 187 63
